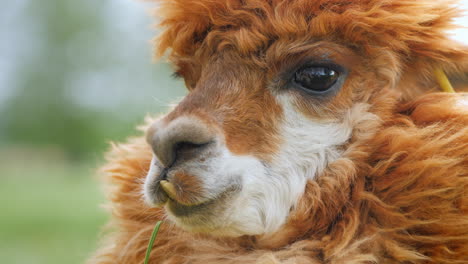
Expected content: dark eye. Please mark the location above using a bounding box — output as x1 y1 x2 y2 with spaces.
293 66 339 93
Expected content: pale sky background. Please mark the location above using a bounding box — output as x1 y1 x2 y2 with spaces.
450 1 468 43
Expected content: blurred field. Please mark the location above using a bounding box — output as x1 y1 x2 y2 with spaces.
0 149 107 264
0 1 186 262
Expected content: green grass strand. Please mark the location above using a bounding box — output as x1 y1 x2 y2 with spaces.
144 221 162 264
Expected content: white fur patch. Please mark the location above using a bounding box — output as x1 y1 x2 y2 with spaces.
217 96 379 235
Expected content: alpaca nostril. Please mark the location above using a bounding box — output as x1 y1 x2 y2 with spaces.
175 141 211 156
172 141 213 166
175 141 204 152
147 117 217 168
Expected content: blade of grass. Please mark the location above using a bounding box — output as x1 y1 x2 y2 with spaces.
144 221 162 264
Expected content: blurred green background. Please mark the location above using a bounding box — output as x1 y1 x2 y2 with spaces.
0 0 185 263
0 0 467 263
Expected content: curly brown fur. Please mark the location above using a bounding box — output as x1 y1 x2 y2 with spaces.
88 0 468 263
88 93 468 263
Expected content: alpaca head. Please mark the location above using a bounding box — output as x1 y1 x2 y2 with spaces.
143 0 467 236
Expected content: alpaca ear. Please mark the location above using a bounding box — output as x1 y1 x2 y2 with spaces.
397 41 468 100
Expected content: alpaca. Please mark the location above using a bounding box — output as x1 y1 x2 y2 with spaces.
88 0 468 263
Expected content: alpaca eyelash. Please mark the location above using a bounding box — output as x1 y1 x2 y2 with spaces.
275 60 347 98
171 71 183 79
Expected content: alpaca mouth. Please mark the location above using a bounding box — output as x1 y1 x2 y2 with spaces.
145 171 241 219
165 184 240 218
165 196 215 217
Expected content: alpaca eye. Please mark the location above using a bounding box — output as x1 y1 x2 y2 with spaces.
294 66 339 93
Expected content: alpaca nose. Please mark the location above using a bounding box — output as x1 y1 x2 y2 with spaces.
146 117 216 168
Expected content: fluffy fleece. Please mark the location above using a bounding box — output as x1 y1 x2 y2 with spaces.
88 0 468 263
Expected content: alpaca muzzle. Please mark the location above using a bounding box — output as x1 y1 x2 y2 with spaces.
144 116 225 208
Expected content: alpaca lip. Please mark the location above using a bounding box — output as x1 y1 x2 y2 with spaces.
166 197 212 217
159 180 207 207
166 185 239 218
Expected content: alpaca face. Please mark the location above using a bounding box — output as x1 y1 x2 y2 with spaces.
141 0 464 237
144 41 380 236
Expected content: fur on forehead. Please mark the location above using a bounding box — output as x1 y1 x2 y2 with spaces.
154 0 466 64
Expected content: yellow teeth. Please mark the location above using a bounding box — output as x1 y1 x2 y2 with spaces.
159 180 205 207
159 180 178 200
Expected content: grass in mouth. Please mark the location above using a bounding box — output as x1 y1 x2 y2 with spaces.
144 221 163 264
